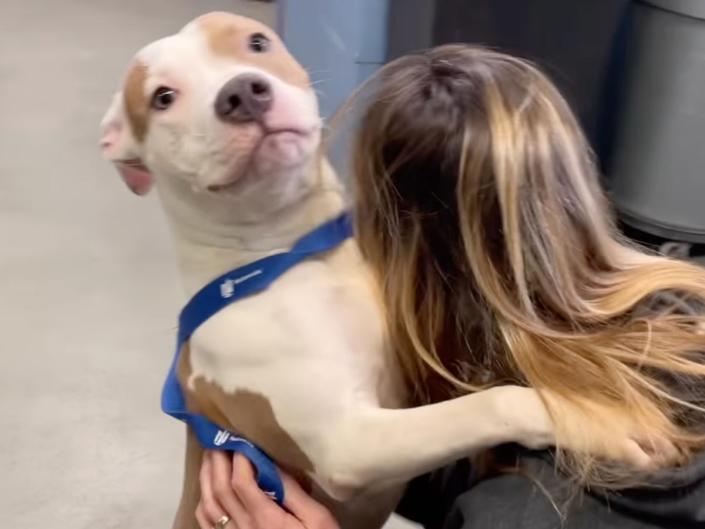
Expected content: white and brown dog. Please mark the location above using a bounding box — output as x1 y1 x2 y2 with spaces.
99 12 623 529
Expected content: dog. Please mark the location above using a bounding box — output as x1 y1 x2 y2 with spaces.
99 12 611 529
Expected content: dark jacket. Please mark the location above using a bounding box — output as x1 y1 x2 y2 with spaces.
397 448 705 529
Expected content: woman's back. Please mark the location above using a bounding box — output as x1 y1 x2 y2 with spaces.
350 44 705 488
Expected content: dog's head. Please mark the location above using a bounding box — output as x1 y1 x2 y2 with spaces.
100 12 321 214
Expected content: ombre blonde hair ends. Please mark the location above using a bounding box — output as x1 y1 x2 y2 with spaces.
348 45 705 487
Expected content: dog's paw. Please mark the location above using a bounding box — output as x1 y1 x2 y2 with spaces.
540 392 683 471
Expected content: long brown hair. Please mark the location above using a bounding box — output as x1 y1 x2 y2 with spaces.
348 45 705 486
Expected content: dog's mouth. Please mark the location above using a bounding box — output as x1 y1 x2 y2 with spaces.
206 126 316 193
116 158 148 170
263 126 312 138
207 174 248 193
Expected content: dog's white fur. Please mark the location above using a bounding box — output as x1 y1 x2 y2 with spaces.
99 12 618 529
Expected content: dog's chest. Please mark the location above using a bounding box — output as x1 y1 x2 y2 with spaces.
188 255 385 388
177 246 395 467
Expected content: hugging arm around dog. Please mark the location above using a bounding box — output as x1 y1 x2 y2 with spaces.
345 45 705 526
99 13 705 529
196 44 705 529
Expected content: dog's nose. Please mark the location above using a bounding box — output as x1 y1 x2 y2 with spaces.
214 74 273 123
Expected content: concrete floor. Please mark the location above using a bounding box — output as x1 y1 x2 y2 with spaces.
0 1 411 527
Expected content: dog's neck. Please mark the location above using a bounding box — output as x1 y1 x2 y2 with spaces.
157 159 346 297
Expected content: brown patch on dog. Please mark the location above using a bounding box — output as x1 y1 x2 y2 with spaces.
195 12 310 89
177 343 314 473
123 61 150 142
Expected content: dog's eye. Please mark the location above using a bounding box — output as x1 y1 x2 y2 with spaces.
248 33 270 53
151 86 177 110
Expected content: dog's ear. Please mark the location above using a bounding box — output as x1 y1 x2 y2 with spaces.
100 92 153 196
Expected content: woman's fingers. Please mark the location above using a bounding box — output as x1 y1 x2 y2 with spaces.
230 454 283 528
198 451 338 529
280 473 338 529
229 453 339 528
228 453 333 526
199 453 231 525
210 451 251 527
195 503 211 529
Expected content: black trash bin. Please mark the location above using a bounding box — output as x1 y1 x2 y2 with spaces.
610 0 705 245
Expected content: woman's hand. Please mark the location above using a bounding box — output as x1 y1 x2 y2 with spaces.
196 450 340 529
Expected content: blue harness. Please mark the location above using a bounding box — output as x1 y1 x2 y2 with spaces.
161 213 353 505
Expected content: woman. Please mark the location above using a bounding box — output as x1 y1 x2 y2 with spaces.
196 45 705 528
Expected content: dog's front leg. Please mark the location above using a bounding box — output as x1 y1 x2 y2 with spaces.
316 386 550 500
172 428 204 529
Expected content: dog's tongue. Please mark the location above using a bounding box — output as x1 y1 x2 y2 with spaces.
116 162 153 195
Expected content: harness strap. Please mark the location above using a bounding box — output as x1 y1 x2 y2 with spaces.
161 213 353 504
